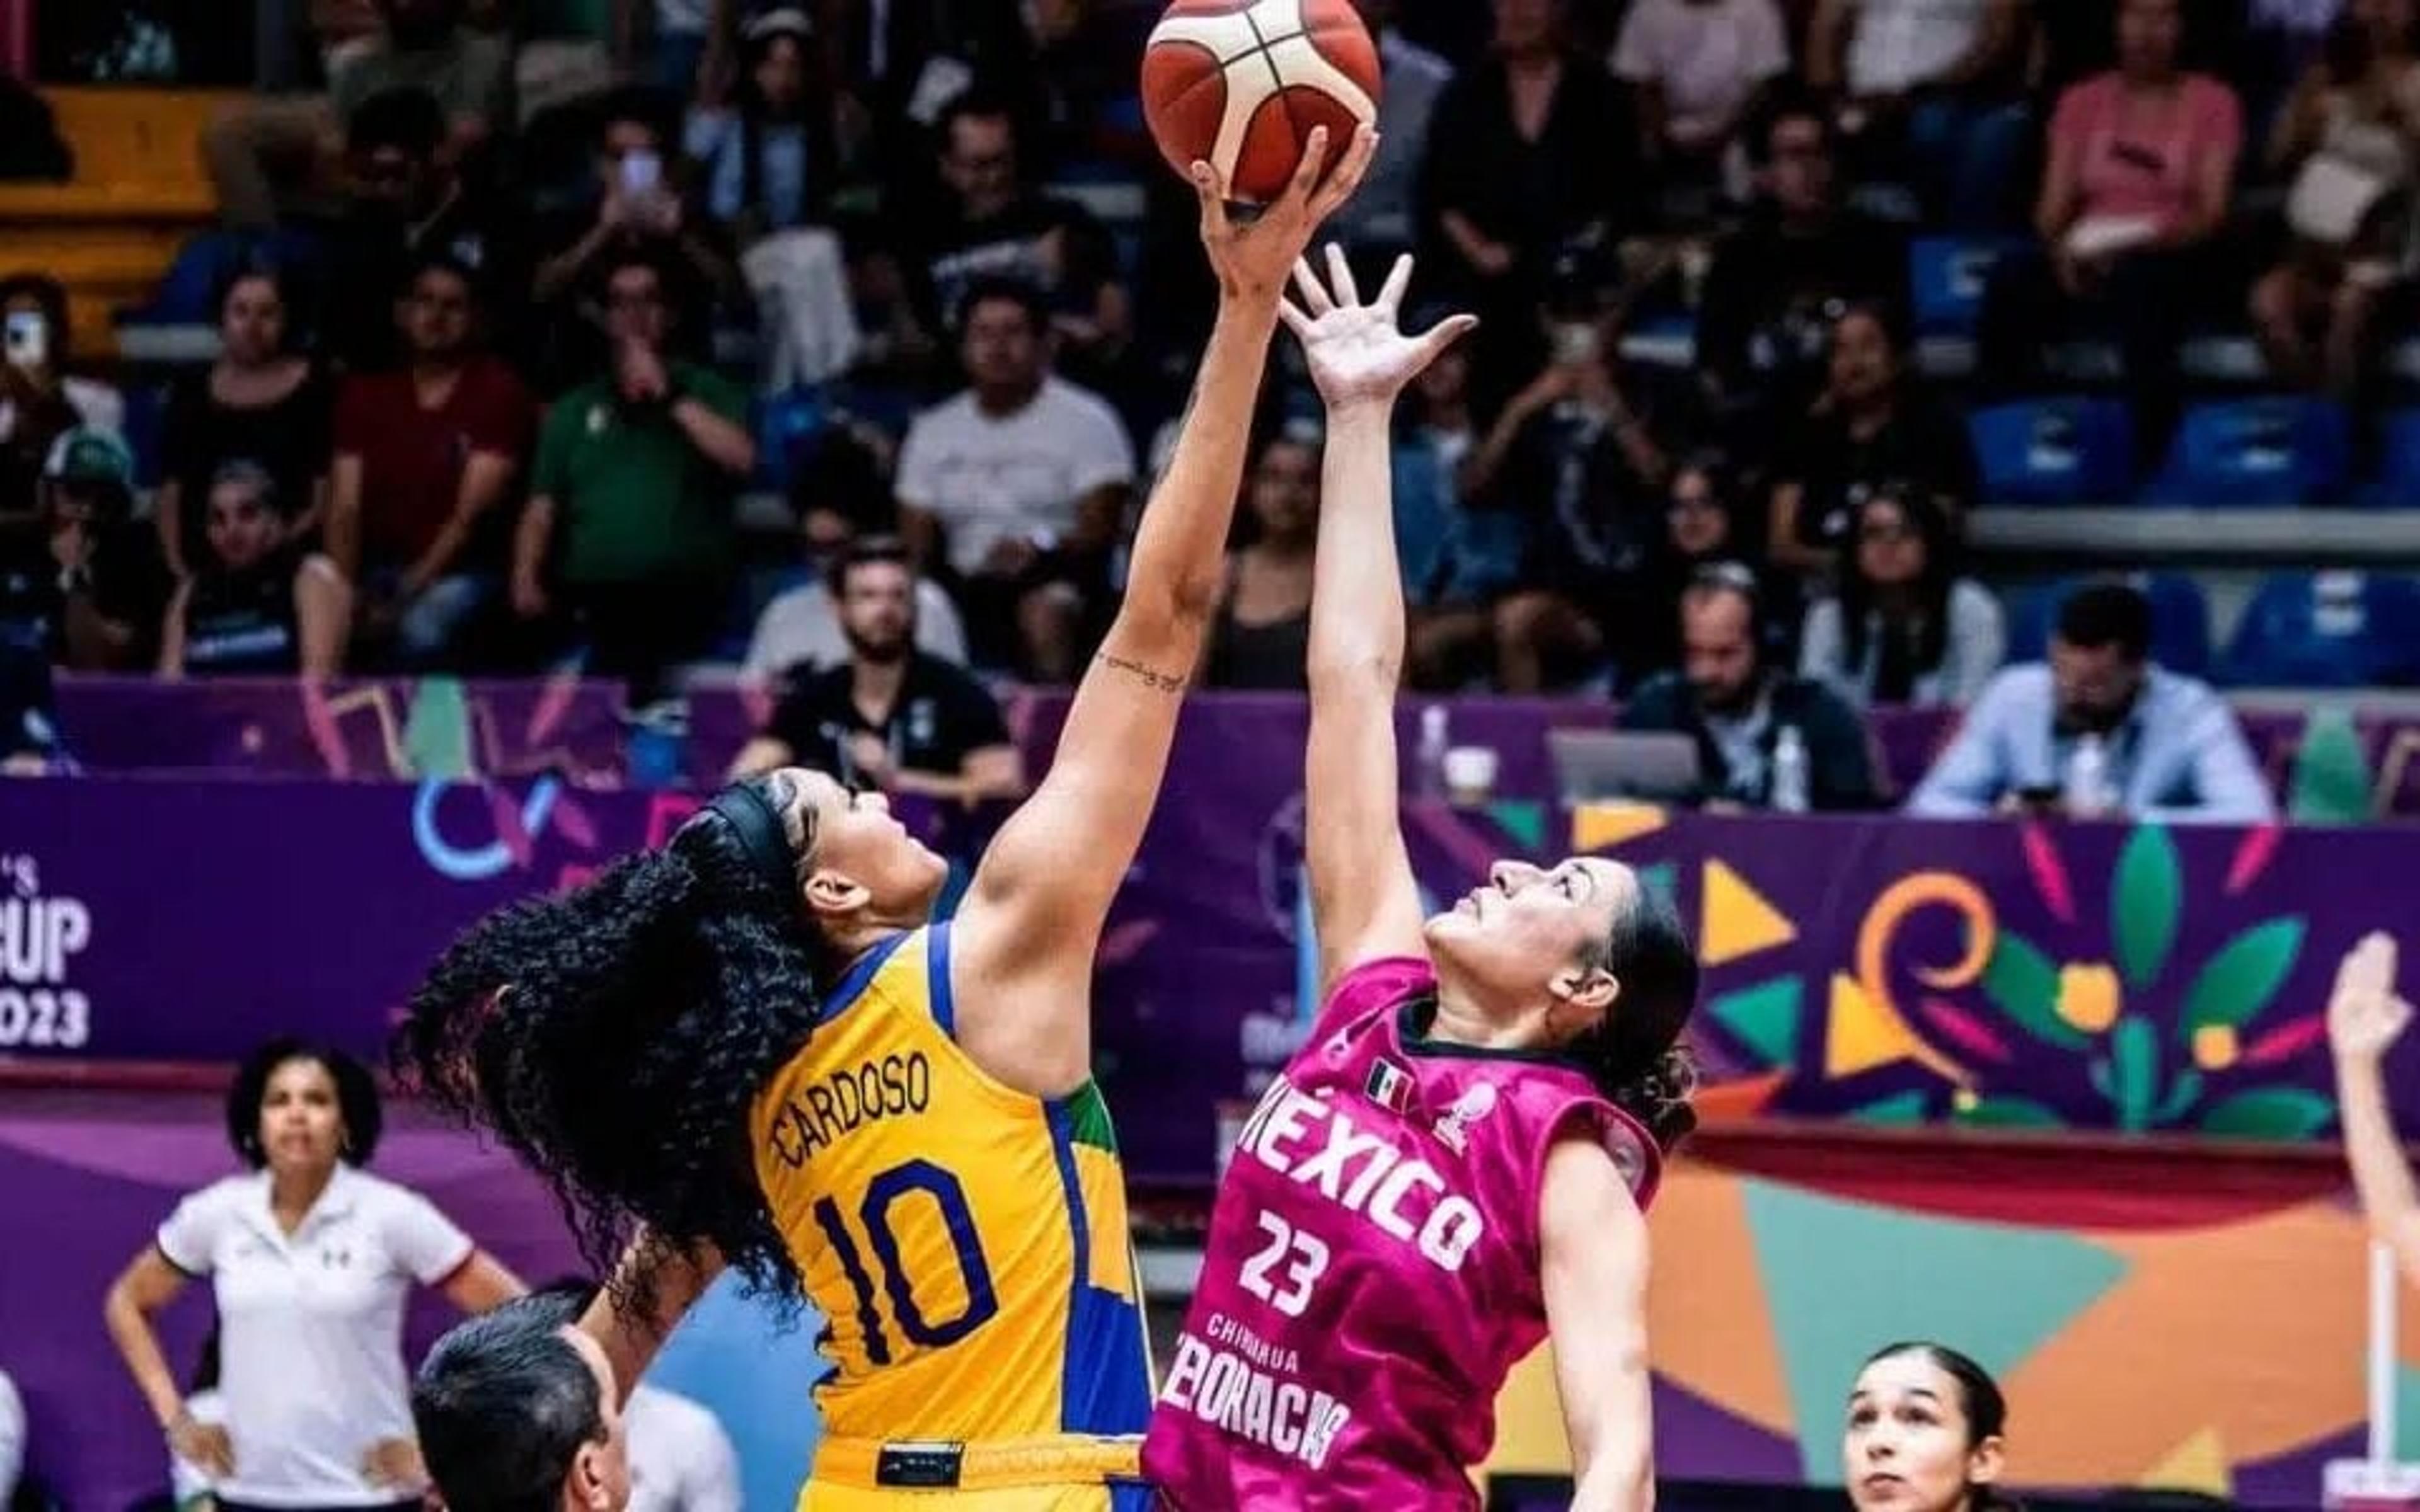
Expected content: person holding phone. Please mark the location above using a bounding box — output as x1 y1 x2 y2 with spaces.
1458 238 1674 694
0 276 124 518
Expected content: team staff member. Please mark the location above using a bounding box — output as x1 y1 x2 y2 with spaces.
103 1038 524 1512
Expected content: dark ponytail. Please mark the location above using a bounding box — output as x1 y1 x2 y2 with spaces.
1863 1341 2020 1511
1570 884 1701 1151
396 776 827 1319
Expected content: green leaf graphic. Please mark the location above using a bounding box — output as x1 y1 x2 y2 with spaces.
2153 1070 2204 1127
1956 1096 2065 1128
2199 1087 2336 1140
1847 1091 1933 1126
2179 918 2308 1034
1978 931 2088 1050
2112 826 2181 991
2109 1017 2158 1131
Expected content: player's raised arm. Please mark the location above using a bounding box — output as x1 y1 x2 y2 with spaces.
2330 933 2420 1285
1283 248 1477 990
953 130 1380 1070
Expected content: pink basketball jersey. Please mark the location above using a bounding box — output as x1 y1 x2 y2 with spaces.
1143 957 1662 1509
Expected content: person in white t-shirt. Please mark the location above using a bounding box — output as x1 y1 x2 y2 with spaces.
623 1384 740 1512
1807 0 2031 227
103 1038 525 1512
1612 0 1790 184
742 501 968 678
894 275 1136 682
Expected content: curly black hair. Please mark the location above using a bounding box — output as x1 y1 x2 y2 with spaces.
1569 883 1700 1152
395 774 827 1322
228 1037 384 1169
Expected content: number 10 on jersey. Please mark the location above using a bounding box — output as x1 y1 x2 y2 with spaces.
1238 1210 1329 1317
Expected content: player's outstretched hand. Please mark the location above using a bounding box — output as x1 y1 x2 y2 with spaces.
1279 244 1478 411
1190 124 1380 304
2332 931 2413 1065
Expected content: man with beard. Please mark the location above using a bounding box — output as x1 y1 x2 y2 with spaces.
730 536 1025 801
1910 581 2271 823
1619 563 1879 811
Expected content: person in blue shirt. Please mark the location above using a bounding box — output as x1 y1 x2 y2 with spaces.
1907 581 2274 824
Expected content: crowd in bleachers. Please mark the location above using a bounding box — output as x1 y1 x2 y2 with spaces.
4 0 2420 740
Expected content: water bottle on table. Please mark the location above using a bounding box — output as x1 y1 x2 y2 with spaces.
1770 724 1810 814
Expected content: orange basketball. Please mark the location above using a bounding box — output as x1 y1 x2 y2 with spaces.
1141 0 1383 205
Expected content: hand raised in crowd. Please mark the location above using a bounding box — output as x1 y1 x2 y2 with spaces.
169 1412 235 1479
616 338 669 406
1279 246 1477 412
2332 931 2413 1065
1188 123 1380 304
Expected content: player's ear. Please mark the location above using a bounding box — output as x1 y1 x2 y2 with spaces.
566 1439 614 1508
805 867 872 920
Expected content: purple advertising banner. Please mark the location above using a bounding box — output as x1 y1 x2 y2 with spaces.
0 774 2402 1182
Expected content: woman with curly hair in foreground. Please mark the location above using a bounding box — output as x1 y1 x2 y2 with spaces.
395 128 1380 1512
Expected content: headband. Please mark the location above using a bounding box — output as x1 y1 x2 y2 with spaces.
694 782 798 896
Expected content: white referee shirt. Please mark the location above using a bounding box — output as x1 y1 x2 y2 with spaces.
625 1384 742 1512
156 1164 474 1508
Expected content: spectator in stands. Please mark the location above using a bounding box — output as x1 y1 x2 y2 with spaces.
0 640 66 775
2329 932 2420 1289
896 277 1134 682
1623 449 1775 682
1467 240 1674 692
1394 316 1526 691
155 267 333 581
103 1038 524 1512
203 0 514 231
1329 0 1456 263
744 430 969 677
1611 0 1791 209
414 1290 630 1512
1 274 124 517
619 0 730 94
1768 301 1977 577
328 86 526 372
1695 91 1909 424
1204 425 1321 691
1845 1343 2012 1512
4 429 163 673
908 89 1130 389
330 253 536 668
1621 562 1882 810
514 247 756 697
688 8 834 239
161 461 353 679
1800 485 2004 707
2250 0 2420 398
1907 581 2274 823
821 0 1042 193
1419 0 1640 399
1979 0 2244 461
731 536 1024 800
531 86 742 379
1806 0 2031 228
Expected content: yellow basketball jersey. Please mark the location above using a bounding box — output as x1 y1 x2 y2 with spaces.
749 924 1153 1457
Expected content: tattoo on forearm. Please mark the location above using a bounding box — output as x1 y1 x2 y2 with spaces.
1100 653 1187 692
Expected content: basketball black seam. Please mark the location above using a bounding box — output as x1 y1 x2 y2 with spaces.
1242 1 1328 171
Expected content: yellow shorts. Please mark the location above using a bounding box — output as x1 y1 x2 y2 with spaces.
798 1436 1155 1511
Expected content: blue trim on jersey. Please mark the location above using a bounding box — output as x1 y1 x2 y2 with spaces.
1107 1482 1158 1511
817 930 911 1027
926 922 957 1036
1044 1099 1155 1436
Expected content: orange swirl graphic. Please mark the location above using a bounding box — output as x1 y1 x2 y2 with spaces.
1852 872 1997 1085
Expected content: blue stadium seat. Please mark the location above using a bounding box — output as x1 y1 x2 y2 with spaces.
1967 397 2135 505
2220 570 2420 687
2361 407 2420 507
1908 236 2024 340
119 227 327 326
2143 396 2354 507
2010 573 2213 677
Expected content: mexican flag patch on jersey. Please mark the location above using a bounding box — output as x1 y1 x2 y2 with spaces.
1365 1058 1413 1114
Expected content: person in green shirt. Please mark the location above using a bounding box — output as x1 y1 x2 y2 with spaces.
512 246 756 697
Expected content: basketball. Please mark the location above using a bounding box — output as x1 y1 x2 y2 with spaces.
1141 0 1383 204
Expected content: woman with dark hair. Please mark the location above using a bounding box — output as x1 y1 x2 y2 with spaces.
1144 251 1691 1511
686 7 834 241
396 132 1377 1511
1800 485 2004 708
1768 301 1977 579
1204 423 1321 691
159 461 353 679
154 266 333 580
1846 1342 2017 1512
101 1038 524 1512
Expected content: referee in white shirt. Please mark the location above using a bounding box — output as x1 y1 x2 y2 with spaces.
104 1037 526 1512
